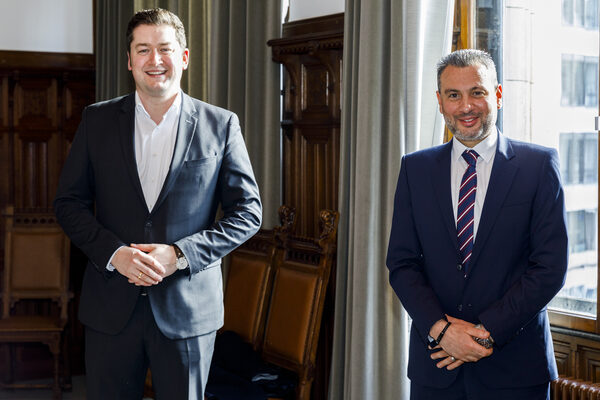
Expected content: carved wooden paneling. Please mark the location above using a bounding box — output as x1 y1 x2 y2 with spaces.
13 78 58 131
552 336 572 376
553 329 600 383
268 14 343 400
0 50 94 382
64 79 95 143
0 76 7 129
269 13 343 238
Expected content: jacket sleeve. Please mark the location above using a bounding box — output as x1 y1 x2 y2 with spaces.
386 155 446 344
478 149 568 347
53 107 125 272
174 113 262 275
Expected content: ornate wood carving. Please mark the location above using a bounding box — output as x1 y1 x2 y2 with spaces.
268 13 343 238
0 50 94 382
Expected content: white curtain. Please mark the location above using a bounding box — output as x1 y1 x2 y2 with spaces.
329 1 455 399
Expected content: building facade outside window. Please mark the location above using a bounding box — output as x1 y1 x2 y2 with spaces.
477 0 599 322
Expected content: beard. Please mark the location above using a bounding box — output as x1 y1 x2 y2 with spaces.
444 111 496 143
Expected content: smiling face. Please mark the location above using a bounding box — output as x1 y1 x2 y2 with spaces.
127 23 189 103
436 64 502 147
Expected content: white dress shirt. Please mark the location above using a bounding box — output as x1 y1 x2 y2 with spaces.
134 91 182 212
450 130 498 240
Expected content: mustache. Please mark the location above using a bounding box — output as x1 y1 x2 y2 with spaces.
457 113 479 119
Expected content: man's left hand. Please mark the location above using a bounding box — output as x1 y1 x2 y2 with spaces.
130 243 178 279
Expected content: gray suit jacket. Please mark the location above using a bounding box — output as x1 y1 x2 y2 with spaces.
54 92 262 339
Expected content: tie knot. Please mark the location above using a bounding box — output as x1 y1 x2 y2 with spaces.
462 150 479 167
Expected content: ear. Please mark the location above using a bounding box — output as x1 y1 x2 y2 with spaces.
127 52 132 71
181 48 190 70
436 91 443 113
496 84 503 110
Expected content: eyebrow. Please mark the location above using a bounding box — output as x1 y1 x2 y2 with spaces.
443 86 486 94
134 42 174 48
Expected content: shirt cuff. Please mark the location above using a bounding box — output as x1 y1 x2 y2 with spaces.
106 246 125 271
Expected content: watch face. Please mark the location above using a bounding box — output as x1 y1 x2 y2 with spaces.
176 257 188 270
427 335 437 348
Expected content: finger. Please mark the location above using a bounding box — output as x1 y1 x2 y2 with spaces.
447 360 464 370
134 252 166 275
134 263 163 283
131 243 157 252
436 356 456 369
129 272 151 286
430 350 449 360
467 327 490 338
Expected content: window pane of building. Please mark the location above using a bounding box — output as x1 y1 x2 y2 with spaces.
503 1 599 318
586 0 599 28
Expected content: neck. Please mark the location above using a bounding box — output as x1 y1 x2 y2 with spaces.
137 90 179 124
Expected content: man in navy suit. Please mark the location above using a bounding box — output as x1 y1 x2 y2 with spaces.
386 49 568 399
54 8 261 399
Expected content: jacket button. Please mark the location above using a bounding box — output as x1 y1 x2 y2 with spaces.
457 304 463 311
145 221 152 228
457 264 463 271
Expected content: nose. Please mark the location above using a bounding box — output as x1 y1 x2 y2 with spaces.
458 97 473 113
150 49 161 64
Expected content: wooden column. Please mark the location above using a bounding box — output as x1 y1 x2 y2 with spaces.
268 13 343 400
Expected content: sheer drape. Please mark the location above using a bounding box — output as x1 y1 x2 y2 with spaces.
208 1 282 228
329 1 455 399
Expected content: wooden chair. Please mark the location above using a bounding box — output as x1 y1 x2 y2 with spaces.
0 207 72 400
222 205 296 350
261 209 339 400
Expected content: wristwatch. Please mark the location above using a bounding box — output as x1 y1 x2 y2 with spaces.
473 324 494 348
173 245 189 270
427 318 452 348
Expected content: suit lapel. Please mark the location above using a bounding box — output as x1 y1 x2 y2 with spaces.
118 94 147 209
151 93 198 213
470 133 518 268
432 141 460 250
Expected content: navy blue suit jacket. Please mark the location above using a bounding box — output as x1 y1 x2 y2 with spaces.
386 132 567 389
54 93 262 339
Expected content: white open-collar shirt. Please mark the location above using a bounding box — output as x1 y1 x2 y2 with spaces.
134 91 182 212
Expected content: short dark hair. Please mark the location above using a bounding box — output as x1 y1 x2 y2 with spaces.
436 49 498 92
126 8 187 52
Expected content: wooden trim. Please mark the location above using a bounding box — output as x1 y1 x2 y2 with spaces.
459 0 476 49
281 13 344 39
0 51 94 71
549 309 596 333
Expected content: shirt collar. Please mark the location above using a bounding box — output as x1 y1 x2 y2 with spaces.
134 91 182 121
452 128 498 164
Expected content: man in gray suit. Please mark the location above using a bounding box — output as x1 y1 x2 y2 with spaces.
54 8 262 399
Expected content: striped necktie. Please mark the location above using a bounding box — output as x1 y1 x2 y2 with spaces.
457 149 479 270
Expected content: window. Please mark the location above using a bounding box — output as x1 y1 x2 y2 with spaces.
561 55 598 107
562 0 599 29
559 132 598 185
470 0 599 331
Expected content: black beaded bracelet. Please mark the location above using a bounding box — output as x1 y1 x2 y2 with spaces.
435 321 452 345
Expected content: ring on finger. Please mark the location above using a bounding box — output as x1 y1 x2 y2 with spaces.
450 356 456 362
138 271 143 279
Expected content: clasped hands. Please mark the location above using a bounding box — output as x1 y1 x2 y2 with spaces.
111 243 178 286
429 315 493 371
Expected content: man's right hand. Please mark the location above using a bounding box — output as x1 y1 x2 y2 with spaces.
111 246 165 286
429 315 493 368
